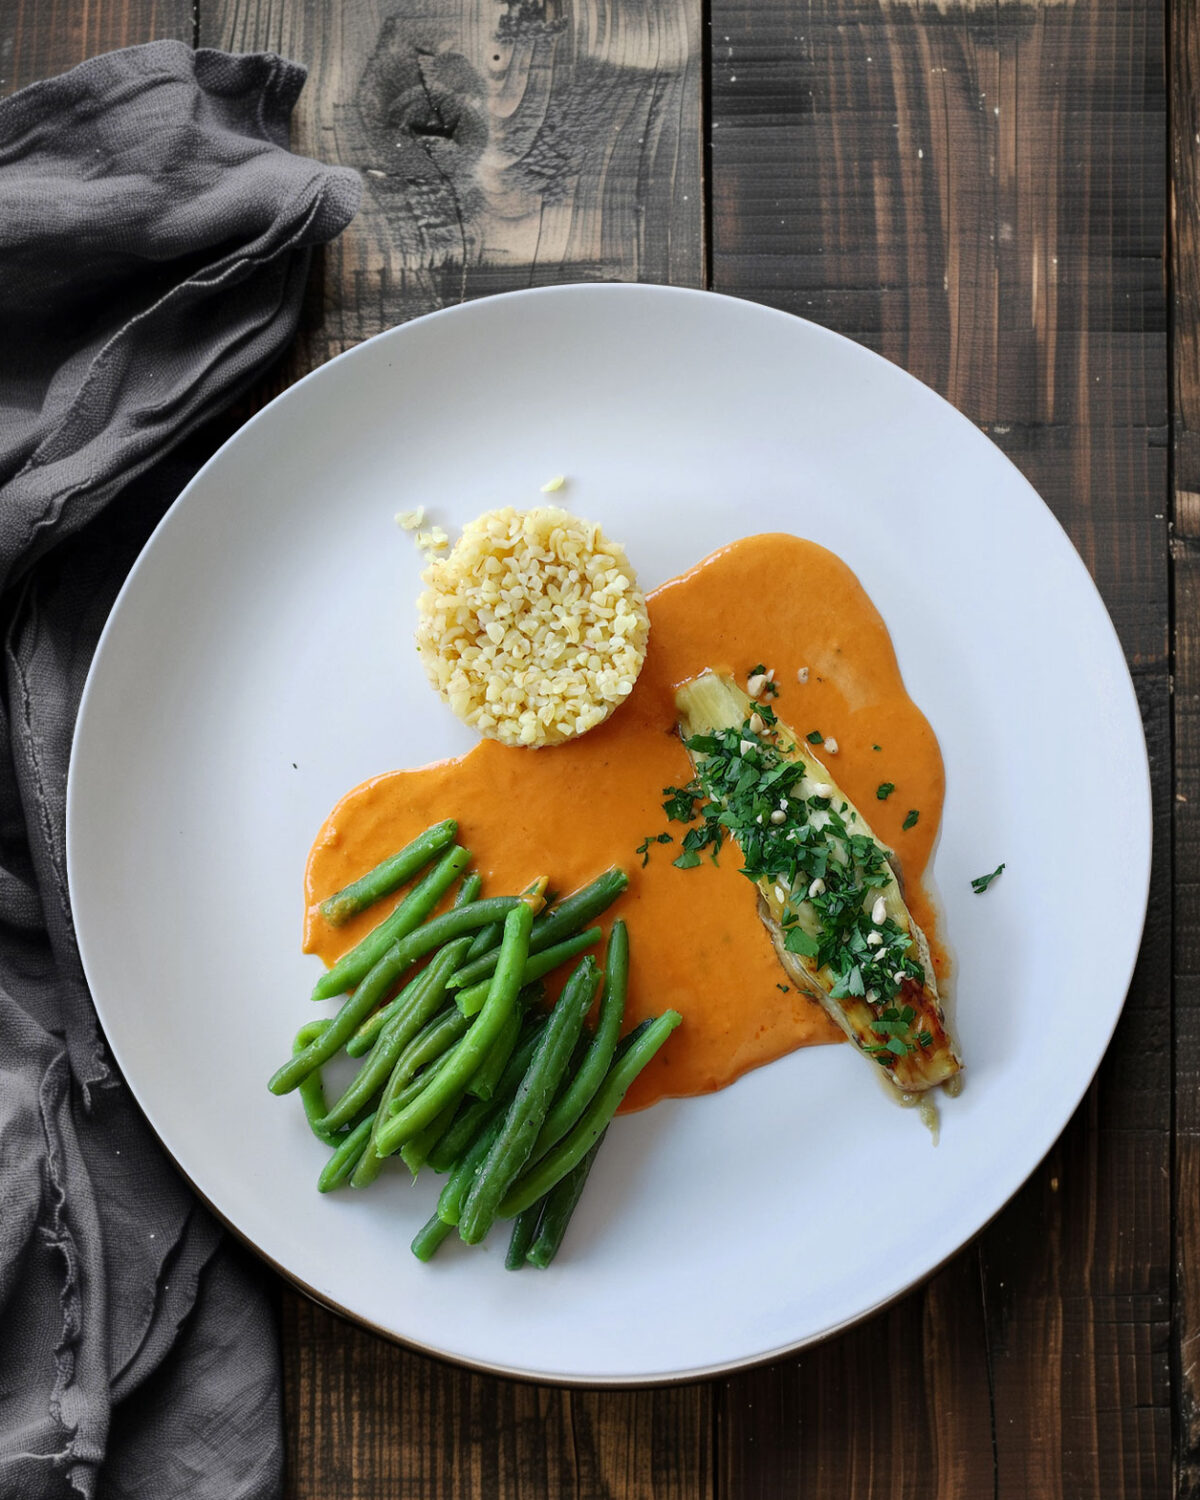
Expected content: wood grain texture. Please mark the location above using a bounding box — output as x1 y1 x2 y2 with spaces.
0 0 193 97
282 1295 714 1500
709 0 1169 1494
199 0 703 391
716 1253 997 1500
1173 0 1200 1491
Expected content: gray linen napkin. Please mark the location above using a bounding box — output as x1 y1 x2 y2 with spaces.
0 42 360 1499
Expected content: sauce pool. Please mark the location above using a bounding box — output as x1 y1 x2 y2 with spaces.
304 534 946 1112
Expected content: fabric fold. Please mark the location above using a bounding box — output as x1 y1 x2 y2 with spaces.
0 41 361 1499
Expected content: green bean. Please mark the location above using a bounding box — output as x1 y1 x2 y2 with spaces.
458 957 601 1245
370 1038 474 1176
470 984 540 1108
425 1018 547 1173
389 1007 472 1105
373 903 534 1158
400 1095 461 1177
427 1099 496 1177
347 871 476 1056
436 1112 508 1227
465 921 502 961
316 1112 376 1193
347 874 475 1056
293 1020 338 1144
521 979 547 1010
531 920 628 1160
351 1019 466 1188
283 893 523 1096
498 1009 682 1219
467 999 523 1100
374 895 524 985
462 878 538 962
355 1010 541 1189
318 940 470 1131
337 1002 468 1139
345 967 425 1058
614 1017 654 1050
271 938 420 1096
358 1008 471 1170
295 1018 330 1048
311 845 470 1002
526 1129 607 1268
505 1203 544 1269
387 1046 456 1117
455 927 603 1018
318 819 457 927
426 1103 498 1176
348 1144 383 1189
411 1211 455 1262
447 868 627 992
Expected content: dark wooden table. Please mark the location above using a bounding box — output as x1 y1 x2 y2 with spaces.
3 0 1186 1492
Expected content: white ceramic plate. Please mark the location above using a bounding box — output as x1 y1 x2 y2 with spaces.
67 285 1150 1384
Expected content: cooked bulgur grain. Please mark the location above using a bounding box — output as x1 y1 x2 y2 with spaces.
415 507 650 748
415 525 450 554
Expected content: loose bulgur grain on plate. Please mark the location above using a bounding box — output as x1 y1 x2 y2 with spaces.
415 507 650 747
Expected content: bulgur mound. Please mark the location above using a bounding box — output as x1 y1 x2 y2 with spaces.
415 507 650 748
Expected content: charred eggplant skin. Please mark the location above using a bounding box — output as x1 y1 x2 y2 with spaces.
674 670 961 1092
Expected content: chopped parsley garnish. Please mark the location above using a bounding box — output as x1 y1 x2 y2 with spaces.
657 706 928 1061
859 1005 927 1059
806 730 824 745
662 784 700 823
971 862 1006 894
776 983 790 994
672 821 723 864
635 832 672 867
783 927 819 958
872 744 882 752
902 809 920 830
876 782 895 800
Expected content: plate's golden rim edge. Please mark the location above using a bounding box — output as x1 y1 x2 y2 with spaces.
172 1106 1069 1390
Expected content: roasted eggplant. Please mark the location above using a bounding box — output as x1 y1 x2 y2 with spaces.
674 670 961 1093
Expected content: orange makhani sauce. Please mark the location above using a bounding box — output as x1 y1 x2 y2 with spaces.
304 534 945 1112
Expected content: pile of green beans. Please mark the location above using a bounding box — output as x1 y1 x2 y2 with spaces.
271 819 680 1270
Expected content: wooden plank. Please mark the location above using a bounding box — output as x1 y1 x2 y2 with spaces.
1172 0 1200 1490
201 0 704 388
0 0 193 97
716 1254 996 1500
194 1 710 1494
709 0 1170 1494
282 1295 714 1500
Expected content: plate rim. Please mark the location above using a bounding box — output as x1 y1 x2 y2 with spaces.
66 281 1154 1385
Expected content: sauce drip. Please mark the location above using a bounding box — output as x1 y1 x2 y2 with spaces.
304 534 946 1112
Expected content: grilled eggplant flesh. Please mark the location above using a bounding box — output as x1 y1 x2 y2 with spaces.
674 670 961 1093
